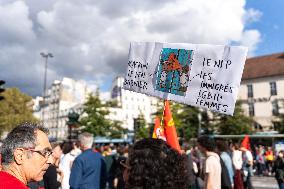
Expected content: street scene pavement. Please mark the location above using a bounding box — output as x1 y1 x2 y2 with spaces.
252 176 278 189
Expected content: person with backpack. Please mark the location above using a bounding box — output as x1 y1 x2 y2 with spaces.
197 136 221 189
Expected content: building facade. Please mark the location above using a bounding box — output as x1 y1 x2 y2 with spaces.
238 52 284 131
33 77 93 139
108 76 159 131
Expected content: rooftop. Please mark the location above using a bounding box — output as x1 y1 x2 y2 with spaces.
242 52 284 80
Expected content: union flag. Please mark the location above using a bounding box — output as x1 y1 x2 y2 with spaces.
152 116 166 141
163 100 181 152
241 135 251 151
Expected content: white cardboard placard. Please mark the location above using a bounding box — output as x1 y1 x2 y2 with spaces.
123 42 248 115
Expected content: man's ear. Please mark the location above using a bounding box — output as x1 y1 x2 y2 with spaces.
14 148 25 165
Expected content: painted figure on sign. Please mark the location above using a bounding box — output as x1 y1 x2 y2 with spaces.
155 48 193 96
162 53 183 72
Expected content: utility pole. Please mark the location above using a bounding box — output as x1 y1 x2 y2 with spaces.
40 52 53 122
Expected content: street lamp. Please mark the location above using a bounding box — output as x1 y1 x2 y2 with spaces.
40 52 53 121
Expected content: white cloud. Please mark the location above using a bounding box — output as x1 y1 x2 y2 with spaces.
0 1 35 44
0 0 262 96
240 30 261 57
243 8 262 24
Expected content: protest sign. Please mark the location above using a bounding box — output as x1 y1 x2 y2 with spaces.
123 42 248 115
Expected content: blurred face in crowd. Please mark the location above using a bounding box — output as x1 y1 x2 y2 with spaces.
279 152 283 158
197 143 206 154
52 145 62 160
19 130 53 181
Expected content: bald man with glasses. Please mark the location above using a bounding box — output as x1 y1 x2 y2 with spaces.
0 123 53 189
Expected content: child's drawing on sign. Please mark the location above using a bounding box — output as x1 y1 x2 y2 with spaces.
155 48 193 96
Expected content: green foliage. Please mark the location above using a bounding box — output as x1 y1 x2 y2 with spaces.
0 88 38 136
134 113 149 140
108 120 128 138
213 101 253 135
152 100 253 139
105 99 120 108
80 92 125 138
153 100 202 140
172 103 201 140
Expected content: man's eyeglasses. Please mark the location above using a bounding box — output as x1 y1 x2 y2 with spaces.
22 148 53 158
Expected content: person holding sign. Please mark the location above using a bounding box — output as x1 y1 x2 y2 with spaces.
122 138 190 189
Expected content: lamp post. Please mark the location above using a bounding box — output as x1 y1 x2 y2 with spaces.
40 52 53 121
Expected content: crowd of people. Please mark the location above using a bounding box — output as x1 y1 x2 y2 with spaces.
1 122 284 189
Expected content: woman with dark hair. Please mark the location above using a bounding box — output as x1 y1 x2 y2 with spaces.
122 138 189 189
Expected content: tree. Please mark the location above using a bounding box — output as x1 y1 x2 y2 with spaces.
0 88 38 136
213 101 253 135
80 91 125 138
108 120 128 139
134 113 149 141
172 103 201 140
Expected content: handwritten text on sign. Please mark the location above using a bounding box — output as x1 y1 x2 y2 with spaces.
123 42 248 115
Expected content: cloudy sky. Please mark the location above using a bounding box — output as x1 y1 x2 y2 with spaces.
0 0 283 97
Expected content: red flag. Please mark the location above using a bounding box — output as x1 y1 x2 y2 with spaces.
241 135 251 151
152 116 166 141
163 100 181 152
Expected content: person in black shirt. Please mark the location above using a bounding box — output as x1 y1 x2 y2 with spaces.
43 164 61 189
43 142 63 189
273 150 284 189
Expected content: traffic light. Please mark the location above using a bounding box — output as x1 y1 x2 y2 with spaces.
0 80 5 101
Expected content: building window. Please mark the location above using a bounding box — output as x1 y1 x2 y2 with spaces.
248 102 255 116
272 100 279 116
270 82 277 96
247 84 253 98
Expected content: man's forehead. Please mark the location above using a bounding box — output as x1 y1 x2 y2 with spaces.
35 130 52 149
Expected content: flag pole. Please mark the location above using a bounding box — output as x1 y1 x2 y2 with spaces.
160 99 167 128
